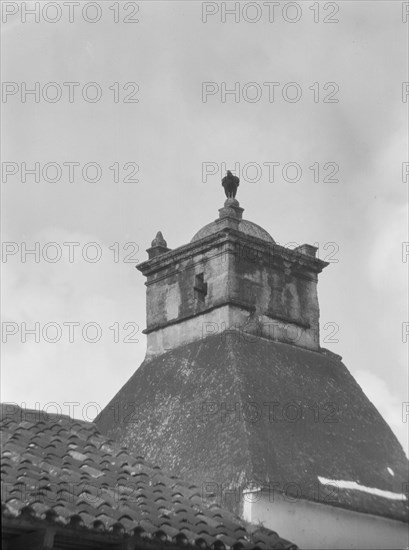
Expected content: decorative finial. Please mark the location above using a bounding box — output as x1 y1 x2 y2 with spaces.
147 231 170 259
222 170 240 199
151 231 167 248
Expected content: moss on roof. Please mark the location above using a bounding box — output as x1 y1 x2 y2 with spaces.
96 333 409 523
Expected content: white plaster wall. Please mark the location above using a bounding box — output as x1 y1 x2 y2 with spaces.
146 304 242 357
146 304 317 357
243 493 408 549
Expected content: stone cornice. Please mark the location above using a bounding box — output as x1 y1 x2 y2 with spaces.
137 229 329 278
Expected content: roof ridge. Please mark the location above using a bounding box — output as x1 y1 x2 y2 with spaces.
0 404 76 424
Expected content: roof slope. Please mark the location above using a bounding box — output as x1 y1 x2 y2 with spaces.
96 333 409 523
1 405 296 550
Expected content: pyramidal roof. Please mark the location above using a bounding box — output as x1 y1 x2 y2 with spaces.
96 333 409 524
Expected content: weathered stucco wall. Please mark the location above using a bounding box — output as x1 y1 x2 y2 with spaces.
243 493 408 549
140 232 326 356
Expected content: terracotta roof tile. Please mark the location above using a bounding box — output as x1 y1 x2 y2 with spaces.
1 404 296 549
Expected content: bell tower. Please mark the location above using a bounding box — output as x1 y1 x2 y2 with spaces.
137 187 328 357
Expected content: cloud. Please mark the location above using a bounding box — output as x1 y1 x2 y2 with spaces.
1 227 147 415
354 370 408 456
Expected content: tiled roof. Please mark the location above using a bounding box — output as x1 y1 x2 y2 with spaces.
1 405 297 550
96 333 409 523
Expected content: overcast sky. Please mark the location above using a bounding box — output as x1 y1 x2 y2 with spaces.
1 1 408 454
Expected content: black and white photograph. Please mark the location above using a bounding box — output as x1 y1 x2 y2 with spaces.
1 1 408 548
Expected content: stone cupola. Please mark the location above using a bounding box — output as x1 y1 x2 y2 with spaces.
137 193 328 357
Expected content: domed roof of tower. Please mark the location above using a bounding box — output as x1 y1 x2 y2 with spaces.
191 198 275 244
191 218 275 243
